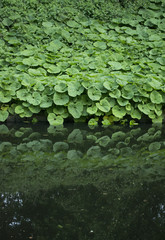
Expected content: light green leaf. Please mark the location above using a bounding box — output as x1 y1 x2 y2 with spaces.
112 105 126 118
28 68 46 76
26 92 41 106
138 104 150 115
96 98 111 113
150 91 163 104
54 81 67 93
0 91 11 103
22 57 43 66
87 105 97 114
131 109 141 119
156 57 165 65
103 79 118 91
19 49 35 56
122 85 135 99
67 20 79 28
46 40 63 52
68 102 83 118
68 82 84 97
88 118 98 126
0 110 9 122
42 21 53 28
47 113 64 126
53 93 69 105
94 41 107 50
2 18 12 26
29 105 40 113
108 61 122 70
117 97 129 106
15 105 24 114
47 66 61 74
40 95 52 108
109 89 121 98
88 86 102 101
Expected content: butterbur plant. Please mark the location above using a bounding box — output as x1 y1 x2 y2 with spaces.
0 0 165 125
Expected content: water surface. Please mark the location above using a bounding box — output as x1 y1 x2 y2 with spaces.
0 123 165 239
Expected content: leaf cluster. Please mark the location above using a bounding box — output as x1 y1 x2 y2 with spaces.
0 0 165 125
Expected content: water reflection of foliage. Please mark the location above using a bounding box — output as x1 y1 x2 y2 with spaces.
0 171 165 240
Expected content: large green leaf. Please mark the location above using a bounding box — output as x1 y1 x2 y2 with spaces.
112 105 126 118
40 95 52 108
68 82 84 97
138 104 151 115
150 91 163 104
53 93 69 105
0 91 11 103
87 105 97 115
108 61 122 70
130 109 141 120
122 85 135 99
46 40 63 52
26 92 41 106
94 41 107 50
109 89 121 98
103 79 118 91
47 113 64 126
22 57 43 66
117 97 129 106
96 98 111 113
0 110 9 122
67 20 79 28
54 81 67 93
15 105 24 114
68 101 83 118
88 87 102 101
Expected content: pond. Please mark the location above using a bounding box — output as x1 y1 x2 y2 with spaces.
0 123 165 239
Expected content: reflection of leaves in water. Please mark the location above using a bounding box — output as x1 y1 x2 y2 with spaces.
0 124 165 172
0 168 165 240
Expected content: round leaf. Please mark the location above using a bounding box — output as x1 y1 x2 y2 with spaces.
68 102 83 118
96 98 111 113
88 87 102 101
47 113 64 126
0 110 9 122
112 105 126 118
150 91 163 104
53 93 69 105
68 82 84 97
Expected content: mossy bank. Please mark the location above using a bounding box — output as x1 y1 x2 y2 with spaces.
0 0 165 125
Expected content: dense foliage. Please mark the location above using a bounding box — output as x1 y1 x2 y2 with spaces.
0 0 165 125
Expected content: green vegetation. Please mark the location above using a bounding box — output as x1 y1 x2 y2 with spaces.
0 0 165 125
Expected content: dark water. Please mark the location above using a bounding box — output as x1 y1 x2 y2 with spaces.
0 123 165 240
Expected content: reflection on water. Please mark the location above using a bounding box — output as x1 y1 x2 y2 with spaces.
0 123 165 239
